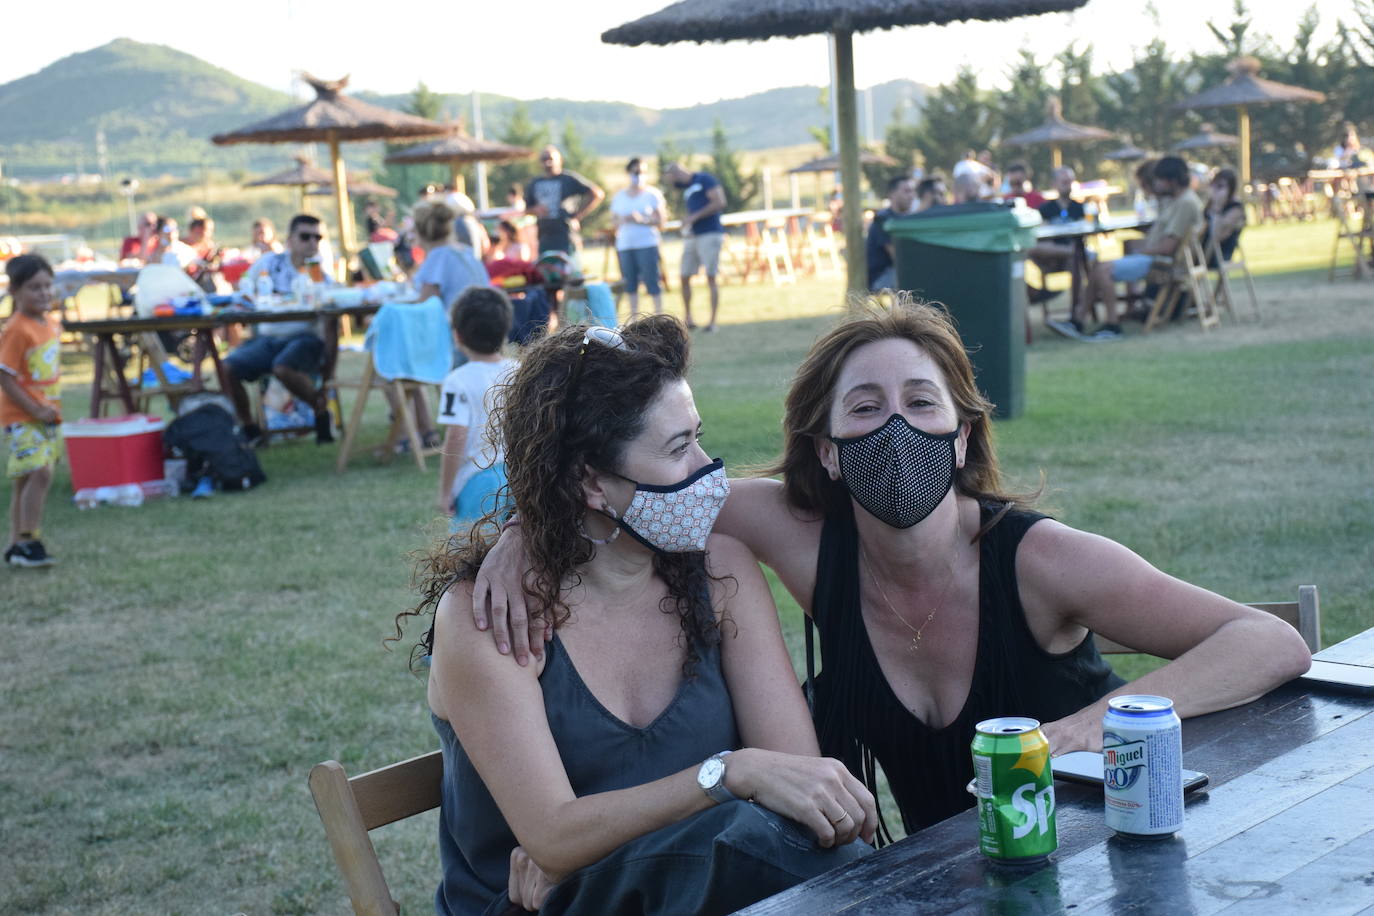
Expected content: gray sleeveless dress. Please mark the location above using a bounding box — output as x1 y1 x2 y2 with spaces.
433 632 868 915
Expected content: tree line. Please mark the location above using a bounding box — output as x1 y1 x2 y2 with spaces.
868 1 1374 188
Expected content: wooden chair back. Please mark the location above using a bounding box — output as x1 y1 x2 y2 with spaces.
309 750 444 916
1095 584 1321 656
1143 224 1219 333
133 331 199 414
1205 219 1261 323
1328 195 1374 282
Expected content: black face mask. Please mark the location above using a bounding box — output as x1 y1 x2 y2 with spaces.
829 413 958 529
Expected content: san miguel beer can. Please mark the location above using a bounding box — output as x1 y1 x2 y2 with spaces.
1103 695 1184 837
971 717 1058 863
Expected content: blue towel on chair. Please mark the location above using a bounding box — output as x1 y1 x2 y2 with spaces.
366 297 453 384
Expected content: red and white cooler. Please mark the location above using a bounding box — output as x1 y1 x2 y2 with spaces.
61 414 165 491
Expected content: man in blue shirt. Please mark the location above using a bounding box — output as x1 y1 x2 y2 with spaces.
865 175 917 291
664 162 727 331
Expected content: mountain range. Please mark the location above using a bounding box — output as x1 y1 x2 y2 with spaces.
0 39 928 180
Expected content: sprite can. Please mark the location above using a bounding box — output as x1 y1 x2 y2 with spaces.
1103 695 1184 838
971 717 1058 863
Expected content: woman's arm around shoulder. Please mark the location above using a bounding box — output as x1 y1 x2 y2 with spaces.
716 477 823 614
1014 520 1312 752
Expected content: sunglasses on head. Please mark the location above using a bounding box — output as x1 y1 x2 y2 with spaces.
296 232 323 242
567 326 629 402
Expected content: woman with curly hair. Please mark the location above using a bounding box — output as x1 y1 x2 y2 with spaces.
474 297 1311 843
400 315 872 914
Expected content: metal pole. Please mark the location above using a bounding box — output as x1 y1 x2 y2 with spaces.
473 91 490 210
833 29 866 298
762 166 773 210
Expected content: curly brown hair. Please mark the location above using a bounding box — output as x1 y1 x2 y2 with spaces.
396 315 721 671
765 294 1035 529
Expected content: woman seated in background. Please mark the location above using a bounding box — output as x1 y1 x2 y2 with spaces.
473 298 1313 841
1200 168 1247 266
399 316 872 914
487 219 532 264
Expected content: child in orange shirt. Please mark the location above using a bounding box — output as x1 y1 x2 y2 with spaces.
1 254 61 567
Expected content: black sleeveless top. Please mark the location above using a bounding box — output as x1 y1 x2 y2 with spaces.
432 632 739 915
809 502 1123 835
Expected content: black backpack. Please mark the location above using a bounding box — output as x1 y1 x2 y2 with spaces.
164 403 266 492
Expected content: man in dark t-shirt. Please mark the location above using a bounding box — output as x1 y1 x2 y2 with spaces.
524 146 605 262
866 175 917 291
1027 166 1087 307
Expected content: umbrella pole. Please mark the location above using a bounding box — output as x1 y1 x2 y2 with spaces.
1051 144 1062 171
833 29 865 299
328 132 353 281
1238 106 1251 186
298 186 307 213
450 162 466 195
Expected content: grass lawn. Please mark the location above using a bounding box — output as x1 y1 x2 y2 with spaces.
3 217 1371 914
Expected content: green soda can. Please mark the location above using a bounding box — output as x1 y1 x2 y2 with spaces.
971 717 1058 864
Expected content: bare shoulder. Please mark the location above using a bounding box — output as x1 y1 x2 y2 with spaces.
722 478 822 553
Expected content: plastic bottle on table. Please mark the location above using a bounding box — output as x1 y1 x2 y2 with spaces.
255 272 275 307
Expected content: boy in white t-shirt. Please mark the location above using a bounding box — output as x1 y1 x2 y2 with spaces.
436 287 517 531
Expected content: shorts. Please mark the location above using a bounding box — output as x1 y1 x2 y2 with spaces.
225 333 325 382
6 421 62 479
681 232 724 278
1111 254 1155 283
868 265 896 292
450 463 510 534
617 246 662 295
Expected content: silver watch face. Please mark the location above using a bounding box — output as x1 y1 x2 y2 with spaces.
698 756 725 790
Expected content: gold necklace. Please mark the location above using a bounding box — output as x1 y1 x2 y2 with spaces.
862 545 958 654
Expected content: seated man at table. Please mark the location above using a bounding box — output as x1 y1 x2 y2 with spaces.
865 175 917 291
1004 162 1046 209
226 214 335 445
1049 156 1201 342
914 176 948 212
1027 167 1086 304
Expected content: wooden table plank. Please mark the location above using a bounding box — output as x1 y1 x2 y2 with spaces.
1212 827 1374 914
738 686 1374 915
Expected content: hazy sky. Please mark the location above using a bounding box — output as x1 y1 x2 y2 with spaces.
2 0 1347 110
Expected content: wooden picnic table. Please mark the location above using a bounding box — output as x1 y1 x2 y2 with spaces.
63 303 381 418
740 625 1374 914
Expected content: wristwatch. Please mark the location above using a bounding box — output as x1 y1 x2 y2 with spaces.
697 750 736 804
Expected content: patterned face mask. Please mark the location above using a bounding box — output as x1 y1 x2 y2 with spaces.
829 414 958 529
605 458 730 553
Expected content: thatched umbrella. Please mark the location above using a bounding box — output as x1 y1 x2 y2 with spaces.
792 150 899 210
385 129 533 193
789 150 898 173
1173 57 1326 184
602 0 1089 296
212 74 447 270
308 175 399 198
1003 96 1114 170
1103 137 1152 162
243 155 335 211
1173 123 1240 153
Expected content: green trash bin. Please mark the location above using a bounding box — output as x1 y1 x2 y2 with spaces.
887 204 1042 419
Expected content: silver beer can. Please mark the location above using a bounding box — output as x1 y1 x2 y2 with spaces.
1102 695 1184 837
